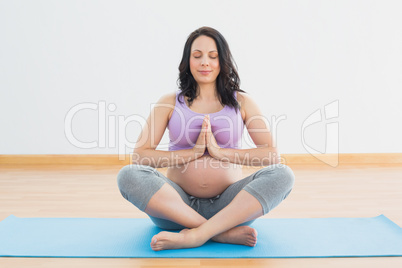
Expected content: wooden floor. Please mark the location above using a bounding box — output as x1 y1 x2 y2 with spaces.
0 163 401 267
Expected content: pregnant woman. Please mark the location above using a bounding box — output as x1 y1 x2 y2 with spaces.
117 26 295 251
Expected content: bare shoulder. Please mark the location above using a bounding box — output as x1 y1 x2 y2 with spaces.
237 91 248 104
237 91 263 121
157 91 176 106
154 91 177 120
237 91 256 105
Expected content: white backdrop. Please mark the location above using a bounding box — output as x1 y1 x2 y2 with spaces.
1 0 401 155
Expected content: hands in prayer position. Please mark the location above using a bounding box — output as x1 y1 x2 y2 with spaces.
192 115 223 160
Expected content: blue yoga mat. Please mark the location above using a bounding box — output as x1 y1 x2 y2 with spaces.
0 215 402 258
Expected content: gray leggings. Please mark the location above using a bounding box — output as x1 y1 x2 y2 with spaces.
117 164 295 230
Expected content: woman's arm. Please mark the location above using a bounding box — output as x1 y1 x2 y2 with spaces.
132 93 203 168
208 92 280 166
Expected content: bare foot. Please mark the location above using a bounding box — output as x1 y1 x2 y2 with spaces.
212 226 258 247
150 229 207 251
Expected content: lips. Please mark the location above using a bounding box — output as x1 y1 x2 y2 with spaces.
199 71 212 75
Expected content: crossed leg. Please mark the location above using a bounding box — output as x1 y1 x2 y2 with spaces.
117 164 295 251
145 183 263 251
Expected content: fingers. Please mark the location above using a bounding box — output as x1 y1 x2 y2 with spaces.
204 115 214 145
204 114 210 130
193 116 208 153
201 115 208 131
201 115 210 135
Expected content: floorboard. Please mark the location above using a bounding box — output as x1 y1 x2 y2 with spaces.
1 163 401 267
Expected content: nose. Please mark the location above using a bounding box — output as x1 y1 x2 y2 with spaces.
201 56 209 66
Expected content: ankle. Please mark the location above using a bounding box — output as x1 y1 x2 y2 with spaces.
189 227 210 245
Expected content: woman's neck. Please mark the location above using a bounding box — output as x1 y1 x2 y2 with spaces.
196 84 218 101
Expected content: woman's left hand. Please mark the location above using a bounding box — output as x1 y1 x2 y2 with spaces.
205 115 223 159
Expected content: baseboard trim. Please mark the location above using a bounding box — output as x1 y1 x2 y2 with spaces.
282 153 402 165
0 154 132 166
1 153 402 166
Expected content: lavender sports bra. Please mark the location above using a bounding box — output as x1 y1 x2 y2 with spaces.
168 90 244 152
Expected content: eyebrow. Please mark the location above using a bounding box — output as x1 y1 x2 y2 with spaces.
192 49 218 53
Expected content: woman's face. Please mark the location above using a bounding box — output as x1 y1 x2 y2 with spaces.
189 35 220 87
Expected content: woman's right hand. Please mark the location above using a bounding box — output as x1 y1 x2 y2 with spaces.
192 115 208 158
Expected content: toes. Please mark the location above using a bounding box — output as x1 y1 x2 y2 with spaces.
250 227 258 237
150 238 160 251
246 239 257 247
150 233 165 251
247 228 258 247
253 229 258 238
152 245 163 251
151 240 165 251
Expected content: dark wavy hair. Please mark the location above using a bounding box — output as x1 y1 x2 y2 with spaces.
177 26 245 110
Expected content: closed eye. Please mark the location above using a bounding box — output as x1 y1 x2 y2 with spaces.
194 56 217 59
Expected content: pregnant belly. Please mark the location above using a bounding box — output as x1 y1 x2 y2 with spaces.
167 155 243 198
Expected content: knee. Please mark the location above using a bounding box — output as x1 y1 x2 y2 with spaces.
277 164 295 190
117 165 132 192
260 164 295 192
116 164 156 192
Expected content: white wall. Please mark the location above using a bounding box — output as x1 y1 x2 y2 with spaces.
1 0 401 155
